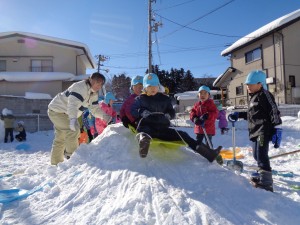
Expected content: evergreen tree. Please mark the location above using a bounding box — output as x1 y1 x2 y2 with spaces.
111 74 131 101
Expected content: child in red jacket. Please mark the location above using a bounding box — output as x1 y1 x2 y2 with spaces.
190 85 218 146
120 75 143 129
95 92 117 135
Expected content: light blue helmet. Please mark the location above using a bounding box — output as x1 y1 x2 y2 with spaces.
104 92 116 104
198 85 210 94
143 73 160 88
131 75 143 86
245 70 267 89
217 104 223 111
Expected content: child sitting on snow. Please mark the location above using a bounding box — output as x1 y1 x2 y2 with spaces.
15 121 27 142
95 92 118 135
130 73 221 161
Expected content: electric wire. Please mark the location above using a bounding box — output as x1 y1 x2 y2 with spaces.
156 0 237 40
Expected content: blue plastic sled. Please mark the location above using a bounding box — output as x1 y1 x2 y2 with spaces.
128 125 186 149
15 143 31 151
0 182 50 204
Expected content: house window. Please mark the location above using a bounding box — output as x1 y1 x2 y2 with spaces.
0 60 6 71
245 48 261 63
236 85 244 96
289 75 295 87
31 59 53 72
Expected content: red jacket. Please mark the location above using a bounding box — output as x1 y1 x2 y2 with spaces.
190 99 218 135
120 94 137 123
95 101 117 135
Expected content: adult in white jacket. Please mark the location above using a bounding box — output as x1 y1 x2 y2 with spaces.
48 72 110 165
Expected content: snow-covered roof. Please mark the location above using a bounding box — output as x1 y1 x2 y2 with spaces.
0 31 96 68
221 9 300 56
174 90 222 100
0 72 75 82
68 74 90 81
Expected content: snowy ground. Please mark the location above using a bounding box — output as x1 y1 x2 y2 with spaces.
0 116 300 225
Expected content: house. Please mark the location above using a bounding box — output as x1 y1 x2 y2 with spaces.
0 31 96 132
214 9 300 106
174 90 224 113
0 31 95 97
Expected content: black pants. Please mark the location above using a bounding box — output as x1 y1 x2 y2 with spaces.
137 126 197 150
4 128 14 143
196 134 213 147
252 135 271 171
15 133 26 142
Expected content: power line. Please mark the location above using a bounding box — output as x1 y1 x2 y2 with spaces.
156 0 240 39
154 0 197 11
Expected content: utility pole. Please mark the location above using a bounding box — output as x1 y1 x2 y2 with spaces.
148 0 152 73
148 0 162 74
95 54 109 73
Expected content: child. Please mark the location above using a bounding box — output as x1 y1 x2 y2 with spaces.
15 121 27 142
82 109 94 142
95 92 117 135
228 70 282 192
131 73 221 161
217 104 229 135
190 86 218 146
1 108 15 143
120 75 143 128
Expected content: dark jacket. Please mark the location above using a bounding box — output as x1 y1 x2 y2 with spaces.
244 88 281 141
131 92 175 129
16 125 26 140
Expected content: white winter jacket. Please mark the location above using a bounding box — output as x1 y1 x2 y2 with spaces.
48 80 110 122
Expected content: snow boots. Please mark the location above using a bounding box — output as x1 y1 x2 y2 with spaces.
136 132 152 158
250 169 273 192
195 144 222 163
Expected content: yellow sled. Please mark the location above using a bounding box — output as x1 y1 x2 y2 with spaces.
128 125 186 150
220 148 244 159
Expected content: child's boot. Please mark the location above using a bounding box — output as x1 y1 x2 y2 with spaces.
136 132 151 158
195 144 222 162
251 169 273 192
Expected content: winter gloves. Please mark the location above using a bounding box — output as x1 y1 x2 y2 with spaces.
193 113 209 126
228 112 239 122
272 126 282 148
141 110 151 118
140 110 172 121
165 113 171 120
69 118 77 131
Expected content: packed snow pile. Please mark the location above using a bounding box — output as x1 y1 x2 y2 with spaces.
0 121 300 224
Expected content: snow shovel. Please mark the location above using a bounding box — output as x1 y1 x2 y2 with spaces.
201 123 213 149
201 123 223 165
226 120 243 172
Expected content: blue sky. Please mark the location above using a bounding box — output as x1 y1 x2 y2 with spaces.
1 0 300 78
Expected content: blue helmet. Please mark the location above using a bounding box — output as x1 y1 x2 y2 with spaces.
104 92 116 104
198 85 210 94
217 104 223 111
143 73 160 88
131 75 143 86
245 70 267 89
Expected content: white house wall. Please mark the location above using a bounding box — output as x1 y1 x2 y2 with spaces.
0 80 62 97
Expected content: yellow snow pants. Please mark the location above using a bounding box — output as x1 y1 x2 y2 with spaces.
48 109 80 165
